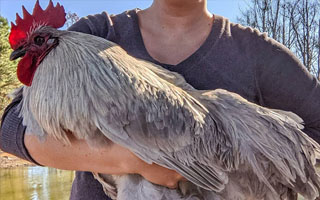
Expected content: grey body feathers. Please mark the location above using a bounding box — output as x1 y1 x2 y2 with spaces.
20 27 320 200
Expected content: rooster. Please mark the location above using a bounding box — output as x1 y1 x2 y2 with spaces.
8 1 320 200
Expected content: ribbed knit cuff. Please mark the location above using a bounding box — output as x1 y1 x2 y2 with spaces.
0 94 40 165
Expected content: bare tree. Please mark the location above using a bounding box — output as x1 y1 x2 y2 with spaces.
280 1 297 49
238 0 282 40
237 0 320 80
287 0 319 72
65 12 80 28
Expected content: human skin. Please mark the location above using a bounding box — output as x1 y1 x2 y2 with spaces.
24 0 213 188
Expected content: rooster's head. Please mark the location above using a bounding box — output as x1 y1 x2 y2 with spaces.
9 0 66 86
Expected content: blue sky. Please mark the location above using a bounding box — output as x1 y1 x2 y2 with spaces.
0 0 248 26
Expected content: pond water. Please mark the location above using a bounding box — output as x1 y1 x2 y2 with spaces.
0 166 308 200
0 166 75 200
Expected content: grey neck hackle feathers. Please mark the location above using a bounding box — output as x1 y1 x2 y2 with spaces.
19 26 320 200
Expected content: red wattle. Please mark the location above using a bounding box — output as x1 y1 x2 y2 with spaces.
17 54 38 86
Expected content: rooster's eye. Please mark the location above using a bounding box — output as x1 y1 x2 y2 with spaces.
34 36 45 46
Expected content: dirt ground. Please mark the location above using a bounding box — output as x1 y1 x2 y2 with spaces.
0 150 34 168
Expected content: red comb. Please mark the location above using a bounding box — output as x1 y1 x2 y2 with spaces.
9 0 66 50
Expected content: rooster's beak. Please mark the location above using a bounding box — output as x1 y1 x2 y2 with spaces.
10 48 26 61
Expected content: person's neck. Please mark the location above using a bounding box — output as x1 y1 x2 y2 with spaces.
140 0 212 31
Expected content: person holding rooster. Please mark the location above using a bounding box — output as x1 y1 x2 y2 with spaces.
1 0 320 199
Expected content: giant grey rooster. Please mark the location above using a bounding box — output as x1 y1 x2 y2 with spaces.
8 1 320 199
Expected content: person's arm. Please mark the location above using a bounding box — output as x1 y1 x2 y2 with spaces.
254 36 320 143
0 88 183 188
0 91 183 188
24 133 183 188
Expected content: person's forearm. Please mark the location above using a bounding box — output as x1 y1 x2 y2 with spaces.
24 133 184 188
24 133 137 174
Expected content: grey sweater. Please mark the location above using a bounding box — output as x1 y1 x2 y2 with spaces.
1 9 320 200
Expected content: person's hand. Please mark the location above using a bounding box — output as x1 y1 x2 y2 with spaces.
119 147 186 189
136 161 186 189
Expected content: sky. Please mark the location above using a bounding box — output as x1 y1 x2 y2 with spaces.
0 0 248 26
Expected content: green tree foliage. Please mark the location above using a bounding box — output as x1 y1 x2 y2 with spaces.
0 16 20 116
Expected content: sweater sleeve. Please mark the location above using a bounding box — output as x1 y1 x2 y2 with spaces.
255 36 320 143
0 11 114 163
0 88 39 164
